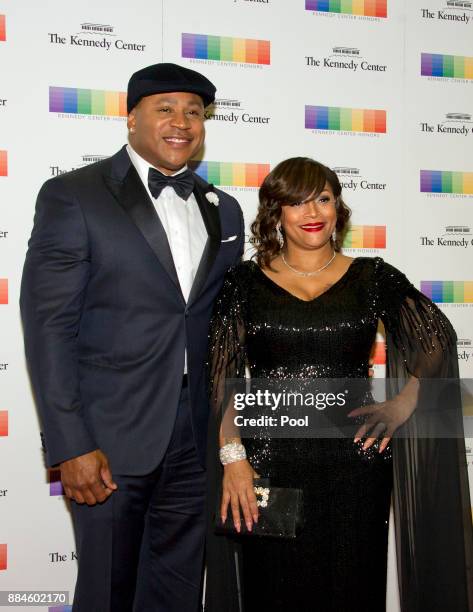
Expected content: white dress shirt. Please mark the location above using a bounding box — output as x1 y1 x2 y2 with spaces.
126 144 208 372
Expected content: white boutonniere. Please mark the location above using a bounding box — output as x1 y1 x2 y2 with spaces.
205 191 219 206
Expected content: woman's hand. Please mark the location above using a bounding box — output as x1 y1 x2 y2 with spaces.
221 459 259 533
348 378 419 453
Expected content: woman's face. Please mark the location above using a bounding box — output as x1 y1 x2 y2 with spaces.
280 182 337 251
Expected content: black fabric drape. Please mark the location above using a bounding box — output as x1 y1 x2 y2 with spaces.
205 261 473 611
205 269 246 611
377 263 473 612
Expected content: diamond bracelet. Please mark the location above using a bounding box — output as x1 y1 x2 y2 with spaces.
219 442 247 465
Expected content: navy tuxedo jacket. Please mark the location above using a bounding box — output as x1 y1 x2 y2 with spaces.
20 146 244 474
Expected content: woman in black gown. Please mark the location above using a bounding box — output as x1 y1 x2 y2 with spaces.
205 157 473 612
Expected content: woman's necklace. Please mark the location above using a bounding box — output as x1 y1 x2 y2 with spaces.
281 251 336 277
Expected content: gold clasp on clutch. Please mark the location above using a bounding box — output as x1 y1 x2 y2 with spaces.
254 486 270 508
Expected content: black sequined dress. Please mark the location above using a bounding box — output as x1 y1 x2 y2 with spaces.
205 257 473 612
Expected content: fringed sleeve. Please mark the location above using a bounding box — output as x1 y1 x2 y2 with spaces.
205 266 248 612
375 258 473 612
208 267 247 424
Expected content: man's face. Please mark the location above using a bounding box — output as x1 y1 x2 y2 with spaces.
127 91 205 174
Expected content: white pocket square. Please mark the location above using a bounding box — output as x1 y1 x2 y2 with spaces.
221 235 238 243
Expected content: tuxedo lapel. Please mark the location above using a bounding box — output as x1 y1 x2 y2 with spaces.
188 174 222 306
103 150 184 300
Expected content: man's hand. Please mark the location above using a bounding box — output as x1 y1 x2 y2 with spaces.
60 449 117 505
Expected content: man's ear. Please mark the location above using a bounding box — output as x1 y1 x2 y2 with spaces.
127 111 136 132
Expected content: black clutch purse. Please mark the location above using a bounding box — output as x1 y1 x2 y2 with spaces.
214 478 304 539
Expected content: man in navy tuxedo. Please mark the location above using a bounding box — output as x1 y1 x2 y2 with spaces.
20 63 244 611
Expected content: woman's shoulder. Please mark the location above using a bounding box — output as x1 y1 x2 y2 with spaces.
349 256 411 289
350 255 382 269
351 256 404 276
221 259 259 291
343 256 379 280
226 259 258 279
351 257 414 305
234 259 258 271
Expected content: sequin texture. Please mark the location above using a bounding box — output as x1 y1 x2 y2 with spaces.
208 256 456 611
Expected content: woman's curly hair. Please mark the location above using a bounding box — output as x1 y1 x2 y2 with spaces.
250 157 351 269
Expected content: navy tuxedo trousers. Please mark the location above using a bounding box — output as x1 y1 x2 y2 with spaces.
71 385 206 612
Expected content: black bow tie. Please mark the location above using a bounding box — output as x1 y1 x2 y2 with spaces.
147 167 195 201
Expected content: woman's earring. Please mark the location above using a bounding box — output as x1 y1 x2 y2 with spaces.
332 229 337 244
276 222 284 248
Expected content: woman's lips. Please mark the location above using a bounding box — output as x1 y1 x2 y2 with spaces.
300 223 325 233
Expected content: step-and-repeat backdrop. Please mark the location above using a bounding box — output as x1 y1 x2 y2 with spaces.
0 1 472 610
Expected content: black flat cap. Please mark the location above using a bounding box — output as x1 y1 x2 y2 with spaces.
127 62 216 113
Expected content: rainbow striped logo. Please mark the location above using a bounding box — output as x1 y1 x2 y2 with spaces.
189 161 270 188
0 411 7 437
49 87 127 117
0 544 6 571
421 281 473 303
420 170 473 194
182 34 270 65
305 106 386 133
0 279 7 304
0 151 7 177
421 53 473 80
49 469 64 496
306 0 387 17
0 15 5 41
343 225 386 248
